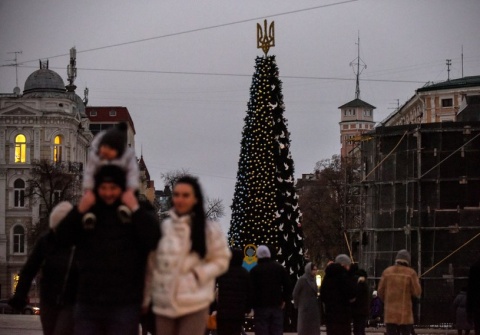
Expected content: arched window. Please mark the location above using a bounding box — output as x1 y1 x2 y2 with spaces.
12 225 25 254
13 179 25 208
53 135 63 162
14 134 26 163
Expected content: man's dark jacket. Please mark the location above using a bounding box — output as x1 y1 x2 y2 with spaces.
217 249 252 320
55 200 160 306
320 263 356 324
250 258 292 308
10 231 77 309
467 258 480 319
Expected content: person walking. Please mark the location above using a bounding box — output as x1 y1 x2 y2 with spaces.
378 250 422 335
250 245 292 335
453 288 473 335
352 268 370 335
144 176 231 335
9 201 77 335
216 248 252 335
320 254 356 335
467 257 480 335
293 262 321 335
55 165 161 335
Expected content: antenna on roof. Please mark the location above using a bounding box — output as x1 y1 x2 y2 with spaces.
66 47 77 92
350 31 366 100
446 59 452 81
7 51 22 88
461 45 464 78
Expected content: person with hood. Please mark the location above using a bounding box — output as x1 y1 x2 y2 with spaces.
320 254 356 335
9 201 77 335
369 290 383 327
351 268 370 335
250 245 292 335
144 176 231 335
378 250 422 335
82 122 139 226
293 262 321 335
55 165 160 335
467 257 480 335
216 248 252 335
453 288 473 335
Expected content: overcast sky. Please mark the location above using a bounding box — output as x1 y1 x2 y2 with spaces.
1 0 479 231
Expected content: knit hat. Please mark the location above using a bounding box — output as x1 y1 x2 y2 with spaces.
99 122 128 157
256 245 271 259
372 290 378 297
395 249 411 265
49 201 73 230
335 254 352 266
94 165 127 191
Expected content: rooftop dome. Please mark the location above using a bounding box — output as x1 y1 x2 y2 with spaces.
24 68 66 94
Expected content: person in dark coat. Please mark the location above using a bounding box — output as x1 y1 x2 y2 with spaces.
55 165 160 335
216 248 252 335
369 291 383 327
319 254 356 335
9 201 77 335
467 258 480 335
351 268 370 335
293 262 321 335
250 245 292 335
453 288 473 335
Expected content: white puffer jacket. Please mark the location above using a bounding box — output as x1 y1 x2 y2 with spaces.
143 210 231 318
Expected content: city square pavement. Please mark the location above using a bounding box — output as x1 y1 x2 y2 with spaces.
0 314 458 335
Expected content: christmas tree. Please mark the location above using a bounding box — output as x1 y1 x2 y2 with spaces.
229 54 304 281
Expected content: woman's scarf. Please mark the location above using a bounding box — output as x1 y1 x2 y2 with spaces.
302 262 318 293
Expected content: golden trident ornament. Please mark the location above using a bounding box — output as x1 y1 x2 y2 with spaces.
257 20 275 56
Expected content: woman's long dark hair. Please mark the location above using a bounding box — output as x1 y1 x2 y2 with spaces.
175 176 207 258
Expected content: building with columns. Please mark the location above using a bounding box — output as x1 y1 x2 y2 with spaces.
0 60 92 299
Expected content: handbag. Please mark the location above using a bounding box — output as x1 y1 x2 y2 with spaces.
206 314 217 330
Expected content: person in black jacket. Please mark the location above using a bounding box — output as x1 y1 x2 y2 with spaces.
351 268 370 335
320 254 356 335
9 201 77 335
467 257 480 335
250 245 291 335
216 248 252 335
55 165 160 335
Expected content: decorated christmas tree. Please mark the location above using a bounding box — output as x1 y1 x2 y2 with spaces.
229 22 304 281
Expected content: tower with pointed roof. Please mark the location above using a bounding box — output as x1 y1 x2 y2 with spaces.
339 35 376 157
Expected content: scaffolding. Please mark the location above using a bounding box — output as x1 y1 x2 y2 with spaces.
345 121 480 324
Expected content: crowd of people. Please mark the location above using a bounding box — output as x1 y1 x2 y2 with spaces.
6 122 480 335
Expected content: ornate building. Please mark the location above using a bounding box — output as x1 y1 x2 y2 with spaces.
0 60 92 299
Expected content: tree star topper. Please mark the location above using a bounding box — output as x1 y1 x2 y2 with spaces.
257 20 275 56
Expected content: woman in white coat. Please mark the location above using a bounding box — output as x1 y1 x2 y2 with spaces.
143 176 231 335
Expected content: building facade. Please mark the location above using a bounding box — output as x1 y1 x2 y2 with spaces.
0 62 93 299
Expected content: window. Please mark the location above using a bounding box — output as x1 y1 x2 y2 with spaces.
109 110 117 116
13 179 25 208
53 135 62 162
14 134 26 163
90 110 97 116
442 98 453 107
53 190 62 204
364 109 372 117
13 225 25 254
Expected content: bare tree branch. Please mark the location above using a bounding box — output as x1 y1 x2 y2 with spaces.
205 197 225 221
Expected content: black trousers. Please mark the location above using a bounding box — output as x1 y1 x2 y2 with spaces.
217 318 244 335
326 322 351 335
40 304 74 335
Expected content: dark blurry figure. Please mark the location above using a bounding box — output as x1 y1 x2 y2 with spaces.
369 290 383 327
320 254 356 335
467 257 480 335
293 262 321 335
216 248 252 335
9 201 76 335
453 288 473 335
250 245 292 335
378 250 421 335
351 268 369 335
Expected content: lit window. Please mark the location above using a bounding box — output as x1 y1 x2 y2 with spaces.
13 179 25 208
14 134 26 163
109 110 117 116
13 225 25 254
53 136 62 162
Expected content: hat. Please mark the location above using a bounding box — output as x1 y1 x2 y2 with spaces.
256 245 271 259
94 165 127 191
335 254 352 266
49 201 73 230
99 122 128 157
395 249 411 265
